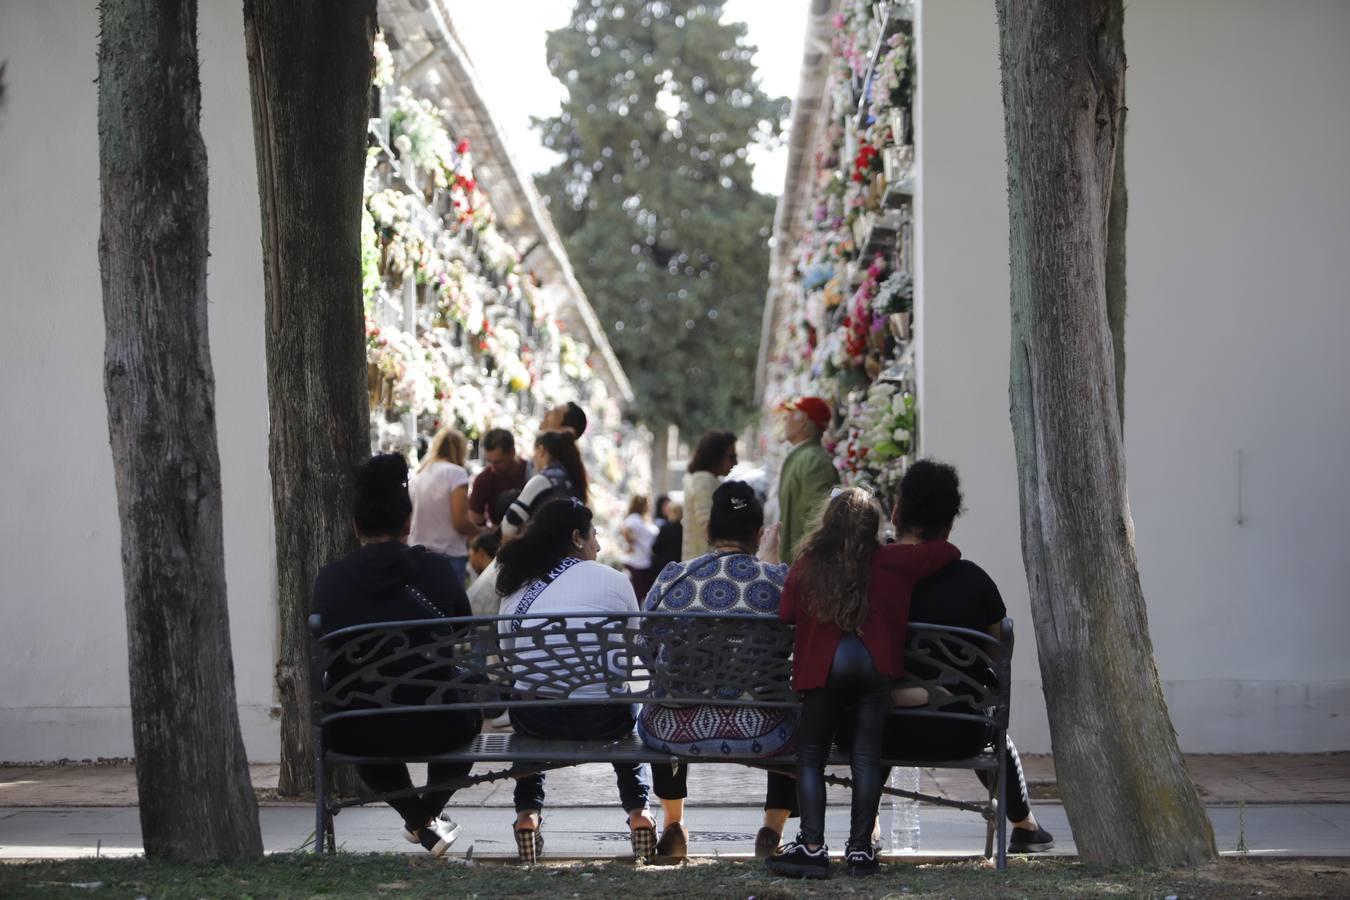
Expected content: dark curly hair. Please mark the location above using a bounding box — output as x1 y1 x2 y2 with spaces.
894 459 964 540
352 454 412 537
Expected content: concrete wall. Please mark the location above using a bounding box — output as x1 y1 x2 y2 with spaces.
0 2 280 761
917 0 1350 751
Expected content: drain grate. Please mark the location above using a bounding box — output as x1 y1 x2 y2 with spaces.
590 831 755 842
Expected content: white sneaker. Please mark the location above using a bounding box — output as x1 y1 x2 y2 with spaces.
488 711 512 730
402 814 461 856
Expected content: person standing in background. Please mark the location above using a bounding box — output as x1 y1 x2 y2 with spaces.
468 428 528 529
409 427 479 581
775 397 839 566
620 495 659 599
541 400 588 438
681 430 737 561
650 496 683 575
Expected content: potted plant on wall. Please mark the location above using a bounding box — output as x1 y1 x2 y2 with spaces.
872 269 914 340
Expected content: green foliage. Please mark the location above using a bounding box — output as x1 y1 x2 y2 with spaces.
534 0 789 434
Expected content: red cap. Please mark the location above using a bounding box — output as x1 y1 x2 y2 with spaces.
780 396 832 432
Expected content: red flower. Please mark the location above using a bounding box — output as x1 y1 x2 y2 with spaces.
455 139 471 155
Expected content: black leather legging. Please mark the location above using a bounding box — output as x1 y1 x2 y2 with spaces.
795 634 891 847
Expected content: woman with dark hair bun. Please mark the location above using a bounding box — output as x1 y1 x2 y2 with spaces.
639 480 797 861
495 497 654 862
312 454 482 858
682 430 737 561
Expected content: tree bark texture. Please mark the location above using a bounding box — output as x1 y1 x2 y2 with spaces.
243 0 377 796
996 0 1216 865
1106 102 1128 429
96 0 262 860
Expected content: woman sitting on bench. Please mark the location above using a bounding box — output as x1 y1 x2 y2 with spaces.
495 497 655 862
312 453 483 857
638 480 799 859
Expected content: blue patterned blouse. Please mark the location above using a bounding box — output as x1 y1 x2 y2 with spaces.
637 552 797 758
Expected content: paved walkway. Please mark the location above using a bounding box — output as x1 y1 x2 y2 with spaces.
1 754 1346 860
3 803 1348 860
1 753 1347 807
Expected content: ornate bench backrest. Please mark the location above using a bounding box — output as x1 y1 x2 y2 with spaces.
895 619 1013 731
309 612 1010 731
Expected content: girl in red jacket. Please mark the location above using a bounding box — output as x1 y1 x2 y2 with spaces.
767 487 959 879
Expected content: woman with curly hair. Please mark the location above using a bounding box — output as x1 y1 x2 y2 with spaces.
767 487 959 879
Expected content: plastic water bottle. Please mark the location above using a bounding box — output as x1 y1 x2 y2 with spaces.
888 767 921 852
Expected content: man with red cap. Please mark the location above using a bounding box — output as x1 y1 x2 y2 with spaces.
776 396 840 565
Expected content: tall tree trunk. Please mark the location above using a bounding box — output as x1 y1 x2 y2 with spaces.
651 425 669 497
996 0 1216 865
243 0 377 796
1104 4 1128 429
97 0 262 860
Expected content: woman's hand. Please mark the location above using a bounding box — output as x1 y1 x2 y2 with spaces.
758 522 782 564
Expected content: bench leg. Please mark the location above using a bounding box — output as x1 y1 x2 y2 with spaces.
314 761 327 855
996 735 1008 871
314 722 329 855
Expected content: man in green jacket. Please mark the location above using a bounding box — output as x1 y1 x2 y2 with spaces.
776 396 840 565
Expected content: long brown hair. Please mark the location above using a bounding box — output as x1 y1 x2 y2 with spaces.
535 430 588 503
794 487 882 633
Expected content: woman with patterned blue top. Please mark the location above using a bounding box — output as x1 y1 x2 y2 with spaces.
639 480 799 860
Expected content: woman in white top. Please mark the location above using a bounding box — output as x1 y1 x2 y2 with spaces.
409 427 478 581
495 497 655 862
681 430 738 561
620 494 659 600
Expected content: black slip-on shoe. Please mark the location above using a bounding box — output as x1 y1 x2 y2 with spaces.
1008 825 1055 853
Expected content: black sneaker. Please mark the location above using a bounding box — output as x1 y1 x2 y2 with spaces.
765 836 830 879
844 839 880 876
1008 825 1054 853
410 815 461 856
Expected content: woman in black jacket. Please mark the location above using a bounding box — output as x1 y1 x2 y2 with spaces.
313 453 483 856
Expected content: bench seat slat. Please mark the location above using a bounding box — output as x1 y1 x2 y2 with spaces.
325 731 1001 770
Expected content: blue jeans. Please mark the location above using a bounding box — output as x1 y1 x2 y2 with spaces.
510 704 650 814
447 555 469 583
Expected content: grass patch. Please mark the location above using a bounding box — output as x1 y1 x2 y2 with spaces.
1 855 1347 899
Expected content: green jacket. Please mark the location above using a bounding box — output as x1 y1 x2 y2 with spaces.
778 438 840 565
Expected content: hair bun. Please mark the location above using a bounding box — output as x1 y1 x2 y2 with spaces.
712 479 757 513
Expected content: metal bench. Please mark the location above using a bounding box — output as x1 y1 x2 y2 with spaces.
309 611 1014 867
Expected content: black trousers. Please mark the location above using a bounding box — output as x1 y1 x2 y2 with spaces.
329 709 482 833
795 634 890 847
840 703 1034 824
356 761 473 832
877 722 1032 824
650 764 799 816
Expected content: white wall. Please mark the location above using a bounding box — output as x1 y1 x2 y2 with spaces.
0 1 279 761
917 0 1350 752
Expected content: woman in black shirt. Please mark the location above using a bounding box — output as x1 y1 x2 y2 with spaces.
313 454 483 856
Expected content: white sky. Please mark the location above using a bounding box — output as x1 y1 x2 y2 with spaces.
450 0 808 196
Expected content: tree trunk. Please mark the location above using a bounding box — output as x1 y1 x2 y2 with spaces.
1106 102 1128 429
243 0 377 796
651 425 669 497
96 0 262 860
996 0 1216 865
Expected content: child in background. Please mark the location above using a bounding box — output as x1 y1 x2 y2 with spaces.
468 529 501 583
